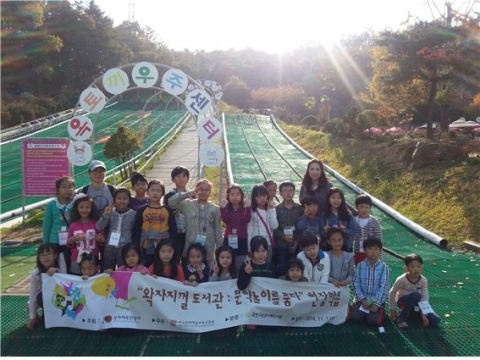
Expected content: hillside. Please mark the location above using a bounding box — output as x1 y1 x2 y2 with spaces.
280 122 480 245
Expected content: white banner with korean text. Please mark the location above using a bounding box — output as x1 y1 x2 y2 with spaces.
42 272 349 333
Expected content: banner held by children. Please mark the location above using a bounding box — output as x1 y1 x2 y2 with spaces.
43 273 349 333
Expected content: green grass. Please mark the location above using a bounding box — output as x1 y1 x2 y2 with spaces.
1 245 38 292
280 122 480 244
204 165 223 205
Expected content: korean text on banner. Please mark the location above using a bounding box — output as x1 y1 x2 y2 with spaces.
42 273 349 333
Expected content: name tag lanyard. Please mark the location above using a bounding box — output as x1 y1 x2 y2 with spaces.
228 210 239 249
109 209 128 247
59 205 70 227
355 217 371 252
195 203 208 246
256 211 275 247
58 205 70 246
283 209 295 235
231 210 239 235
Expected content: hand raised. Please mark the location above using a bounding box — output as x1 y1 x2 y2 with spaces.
195 263 203 274
95 233 105 244
47 267 58 276
103 204 114 217
244 259 253 274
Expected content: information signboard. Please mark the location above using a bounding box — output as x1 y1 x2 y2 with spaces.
22 139 70 196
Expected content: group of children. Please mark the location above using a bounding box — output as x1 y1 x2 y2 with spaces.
29 159 440 331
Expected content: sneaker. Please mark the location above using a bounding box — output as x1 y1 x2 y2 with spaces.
397 320 408 329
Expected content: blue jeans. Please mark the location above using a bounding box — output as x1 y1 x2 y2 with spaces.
397 292 441 326
350 301 386 326
273 246 289 278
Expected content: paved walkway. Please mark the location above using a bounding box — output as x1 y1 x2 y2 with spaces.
146 118 200 189
1 119 200 230
4 119 201 295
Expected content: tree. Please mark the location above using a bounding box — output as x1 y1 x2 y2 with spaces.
372 21 477 138
1 1 63 94
250 85 306 122
103 124 142 179
353 109 386 137
115 21 173 65
323 117 351 138
223 76 251 109
1 1 63 125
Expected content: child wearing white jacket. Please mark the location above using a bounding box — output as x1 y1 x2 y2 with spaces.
297 233 330 283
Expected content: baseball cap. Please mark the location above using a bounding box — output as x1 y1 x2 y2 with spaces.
88 160 106 172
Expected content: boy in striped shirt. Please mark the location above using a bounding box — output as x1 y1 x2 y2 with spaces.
353 194 383 265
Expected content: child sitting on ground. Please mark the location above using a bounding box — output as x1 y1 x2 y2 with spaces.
27 244 67 329
350 238 390 326
296 233 330 283
210 245 237 281
108 243 149 274
237 236 274 330
150 239 185 281
80 253 101 280
183 243 210 285
237 236 274 290
326 228 354 288
279 258 308 282
389 253 441 329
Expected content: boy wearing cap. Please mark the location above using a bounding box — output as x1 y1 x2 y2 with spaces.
81 160 116 271
80 160 116 218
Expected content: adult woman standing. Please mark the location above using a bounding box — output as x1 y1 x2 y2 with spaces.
299 159 333 216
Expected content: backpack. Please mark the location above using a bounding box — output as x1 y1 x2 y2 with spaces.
81 184 116 198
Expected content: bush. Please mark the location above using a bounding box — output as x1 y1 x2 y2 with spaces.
462 139 480 158
323 117 350 137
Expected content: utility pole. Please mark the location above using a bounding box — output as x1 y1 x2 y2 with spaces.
128 0 135 22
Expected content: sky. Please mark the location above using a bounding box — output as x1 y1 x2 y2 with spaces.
89 0 464 54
